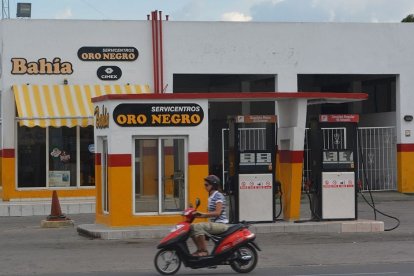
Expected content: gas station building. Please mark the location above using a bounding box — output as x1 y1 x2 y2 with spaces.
0 17 413 226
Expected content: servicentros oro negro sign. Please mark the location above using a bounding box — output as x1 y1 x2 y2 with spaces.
113 103 204 127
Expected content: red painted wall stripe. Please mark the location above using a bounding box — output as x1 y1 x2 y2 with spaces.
279 150 304 163
92 92 368 103
189 152 208 165
397 144 414 152
108 154 131 167
95 153 102 166
0 149 15 158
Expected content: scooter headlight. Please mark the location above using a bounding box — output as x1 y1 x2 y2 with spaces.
170 224 185 232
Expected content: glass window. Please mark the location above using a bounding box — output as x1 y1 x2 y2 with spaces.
134 139 158 213
102 139 109 213
80 126 95 186
0 119 2 189
162 138 185 212
17 125 95 188
17 126 46 188
49 127 77 187
134 137 186 214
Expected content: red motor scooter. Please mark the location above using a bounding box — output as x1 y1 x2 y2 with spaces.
154 199 261 275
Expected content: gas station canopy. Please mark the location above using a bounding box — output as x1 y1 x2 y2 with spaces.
92 92 368 104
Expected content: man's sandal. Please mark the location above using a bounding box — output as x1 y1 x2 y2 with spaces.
192 250 208 257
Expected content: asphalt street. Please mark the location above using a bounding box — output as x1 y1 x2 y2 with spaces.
0 191 413 275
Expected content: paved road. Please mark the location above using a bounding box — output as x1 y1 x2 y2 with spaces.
0 193 413 275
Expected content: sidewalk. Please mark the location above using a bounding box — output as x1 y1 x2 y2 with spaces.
1 191 412 239
0 197 95 216
77 219 385 240
2 190 410 217
78 191 414 240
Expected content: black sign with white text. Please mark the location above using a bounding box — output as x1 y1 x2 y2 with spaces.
97 66 122 80
78 47 139 61
113 103 204 127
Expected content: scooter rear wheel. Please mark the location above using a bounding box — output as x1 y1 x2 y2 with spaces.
230 244 258 273
154 249 182 275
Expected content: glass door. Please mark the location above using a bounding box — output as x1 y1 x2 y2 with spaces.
161 138 186 212
134 137 186 214
134 139 158 213
102 138 109 213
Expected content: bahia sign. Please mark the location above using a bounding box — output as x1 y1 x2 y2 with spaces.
11 57 73 75
94 105 109 129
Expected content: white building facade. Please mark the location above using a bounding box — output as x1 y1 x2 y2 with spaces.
0 19 412 221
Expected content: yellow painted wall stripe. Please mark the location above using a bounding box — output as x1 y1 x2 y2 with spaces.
95 160 208 227
397 151 414 193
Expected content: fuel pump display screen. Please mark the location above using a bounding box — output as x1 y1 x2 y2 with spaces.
322 150 354 170
240 152 271 165
239 151 272 173
240 153 255 164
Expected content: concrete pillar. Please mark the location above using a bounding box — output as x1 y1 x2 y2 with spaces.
275 73 307 220
350 81 363 114
241 81 250 115
396 75 414 193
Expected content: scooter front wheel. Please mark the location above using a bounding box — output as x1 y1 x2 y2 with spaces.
230 244 258 273
154 249 182 275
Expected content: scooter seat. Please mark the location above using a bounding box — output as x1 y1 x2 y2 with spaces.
215 223 245 238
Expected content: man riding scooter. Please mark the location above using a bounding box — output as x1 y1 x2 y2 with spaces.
190 175 229 257
154 174 260 275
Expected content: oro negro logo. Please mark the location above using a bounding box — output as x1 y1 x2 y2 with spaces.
113 103 204 127
78 47 138 61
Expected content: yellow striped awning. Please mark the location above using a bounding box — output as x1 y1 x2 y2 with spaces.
13 84 151 127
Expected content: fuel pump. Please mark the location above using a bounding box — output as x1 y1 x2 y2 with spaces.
308 114 359 220
227 115 277 223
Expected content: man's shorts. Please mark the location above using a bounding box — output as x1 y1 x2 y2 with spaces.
191 222 229 237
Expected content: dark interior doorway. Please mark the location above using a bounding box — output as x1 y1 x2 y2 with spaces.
173 74 276 180
298 74 396 123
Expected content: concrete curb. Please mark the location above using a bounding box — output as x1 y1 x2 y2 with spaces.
77 219 384 240
41 219 75 228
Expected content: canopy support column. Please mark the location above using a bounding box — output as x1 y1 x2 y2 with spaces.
277 99 307 221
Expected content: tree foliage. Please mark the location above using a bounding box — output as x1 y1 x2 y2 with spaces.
402 14 414 22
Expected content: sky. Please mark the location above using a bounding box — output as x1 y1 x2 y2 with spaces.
5 0 414 23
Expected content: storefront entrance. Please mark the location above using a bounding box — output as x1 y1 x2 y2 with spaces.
133 137 186 214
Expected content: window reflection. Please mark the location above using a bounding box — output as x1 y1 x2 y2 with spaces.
134 139 158 213
49 128 77 187
80 126 95 186
17 126 46 188
134 138 186 214
17 125 95 188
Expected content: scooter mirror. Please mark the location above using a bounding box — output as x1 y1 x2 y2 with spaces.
195 198 201 208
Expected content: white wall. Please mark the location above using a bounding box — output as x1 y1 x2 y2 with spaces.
0 19 153 148
94 99 209 154
163 21 414 146
1 20 414 149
